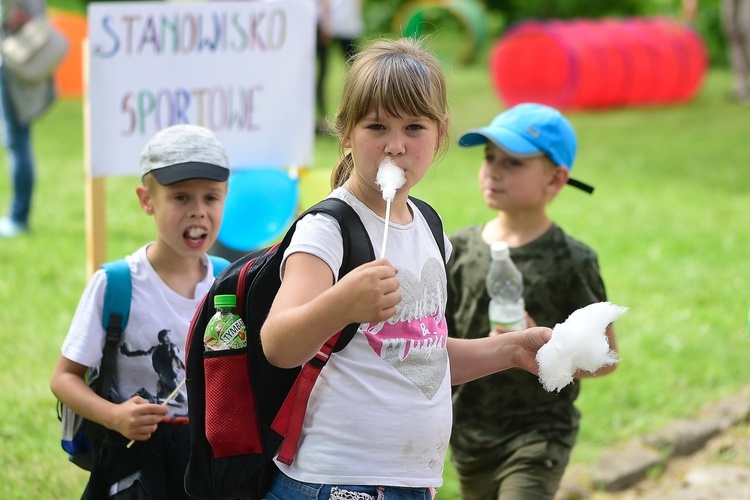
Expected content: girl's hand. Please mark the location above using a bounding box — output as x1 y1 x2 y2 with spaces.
508 327 552 375
262 255 401 368
447 326 552 384
336 258 401 324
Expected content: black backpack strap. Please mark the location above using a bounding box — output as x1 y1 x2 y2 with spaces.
286 197 373 274
409 196 446 261
272 198 374 465
285 197 374 351
78 260 131 451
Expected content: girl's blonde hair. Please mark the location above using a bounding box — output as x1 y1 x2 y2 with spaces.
330 37 450 189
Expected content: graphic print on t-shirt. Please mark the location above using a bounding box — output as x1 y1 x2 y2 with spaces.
118 329 186 405
361 258 448 400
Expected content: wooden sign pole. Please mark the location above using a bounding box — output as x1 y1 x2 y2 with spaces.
83 38 106 277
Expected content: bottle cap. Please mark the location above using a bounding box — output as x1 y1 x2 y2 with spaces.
490 241 510 260
214 294 237 309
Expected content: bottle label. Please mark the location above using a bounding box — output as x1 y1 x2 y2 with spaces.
219 316 247 348
205 313 247 351
488 301 527 332
489 317 527 331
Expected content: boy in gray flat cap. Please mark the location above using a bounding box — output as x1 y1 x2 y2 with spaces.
51 124 229 499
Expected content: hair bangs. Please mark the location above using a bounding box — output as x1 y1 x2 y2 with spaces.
374 53 444 121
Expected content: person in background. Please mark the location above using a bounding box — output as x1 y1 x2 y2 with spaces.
50 124 229 498
315 0 365 133
0 0 56 237
684 0 750 102
447 103 619 499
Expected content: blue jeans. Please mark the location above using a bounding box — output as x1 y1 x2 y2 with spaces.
0 68 35 227
267 471 435 500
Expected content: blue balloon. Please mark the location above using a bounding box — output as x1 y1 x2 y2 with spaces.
218 168 299 251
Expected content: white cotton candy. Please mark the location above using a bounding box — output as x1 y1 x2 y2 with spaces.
536 301 627 392
376 157 406 201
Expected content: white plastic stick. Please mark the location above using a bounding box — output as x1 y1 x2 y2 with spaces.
380 199 392 258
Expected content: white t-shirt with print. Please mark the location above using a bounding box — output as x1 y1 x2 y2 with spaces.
61 245 215 417
275 188 453 488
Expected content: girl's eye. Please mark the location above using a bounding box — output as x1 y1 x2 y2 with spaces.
367 123 385 131
407 124 425 131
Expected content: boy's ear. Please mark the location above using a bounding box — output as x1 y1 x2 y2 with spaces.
548 166 570 194
136 184 154 215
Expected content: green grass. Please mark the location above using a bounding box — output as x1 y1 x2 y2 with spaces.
1 45 749 498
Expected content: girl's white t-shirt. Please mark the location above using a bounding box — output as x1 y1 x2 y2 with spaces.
275 188 453 488
61 245 215 417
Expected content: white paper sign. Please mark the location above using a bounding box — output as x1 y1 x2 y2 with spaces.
87 0 315 177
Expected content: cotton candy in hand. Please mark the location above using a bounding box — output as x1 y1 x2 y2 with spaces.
536 301 627 392
376 157 406 201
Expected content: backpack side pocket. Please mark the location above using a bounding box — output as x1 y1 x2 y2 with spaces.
204 349 262 457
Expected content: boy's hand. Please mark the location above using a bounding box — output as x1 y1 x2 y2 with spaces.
336 258 401 324
112 396 168 442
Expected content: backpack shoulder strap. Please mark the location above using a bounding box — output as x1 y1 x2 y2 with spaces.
298 198 373 349
409 196 446 260
101 259 132 334
273 198 374 465
305 197 373 275
97 260 131 398
208 255 230 277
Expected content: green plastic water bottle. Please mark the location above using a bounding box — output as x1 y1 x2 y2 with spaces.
204 294 247 351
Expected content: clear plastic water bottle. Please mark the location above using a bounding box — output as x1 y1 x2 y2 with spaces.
204 294 247 351
486 241 527 331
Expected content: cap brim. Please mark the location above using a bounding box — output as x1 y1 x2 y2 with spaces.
458 128 544 158
460 129 594 194
150 162 229 186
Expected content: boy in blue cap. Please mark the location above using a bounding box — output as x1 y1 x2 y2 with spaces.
446 103 619 499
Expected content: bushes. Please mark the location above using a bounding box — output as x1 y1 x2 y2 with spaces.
364 0 727 67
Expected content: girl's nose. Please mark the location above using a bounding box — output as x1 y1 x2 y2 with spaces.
384 133 406 156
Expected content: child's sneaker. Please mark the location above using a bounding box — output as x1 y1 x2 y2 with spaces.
0 216 28 238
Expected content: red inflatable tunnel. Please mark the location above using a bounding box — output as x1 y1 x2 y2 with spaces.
490 17 708 109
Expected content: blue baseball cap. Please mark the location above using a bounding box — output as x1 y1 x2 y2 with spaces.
458 103 594 194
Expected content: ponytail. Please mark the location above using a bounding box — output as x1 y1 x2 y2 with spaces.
330 151 355 190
